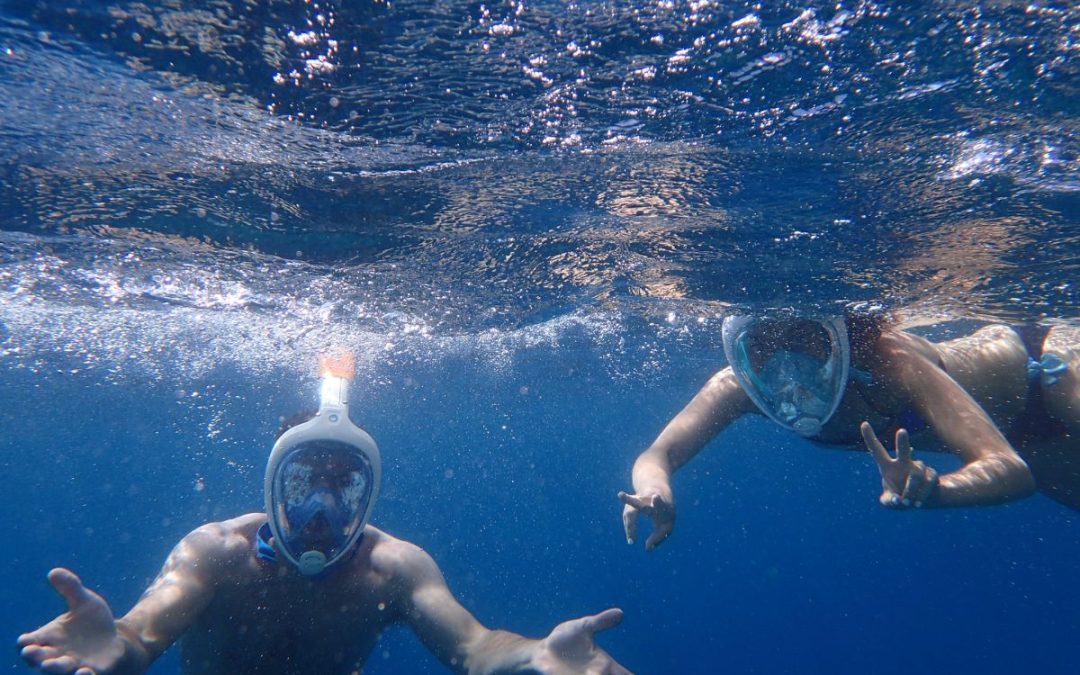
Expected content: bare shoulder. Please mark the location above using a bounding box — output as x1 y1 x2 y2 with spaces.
873 328 940 365
174 513 263 571
365 526 443 586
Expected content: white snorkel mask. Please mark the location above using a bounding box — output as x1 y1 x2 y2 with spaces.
264 367 381 576
722 315 851 438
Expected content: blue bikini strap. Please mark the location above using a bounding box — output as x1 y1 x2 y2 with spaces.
1028 353 1068 387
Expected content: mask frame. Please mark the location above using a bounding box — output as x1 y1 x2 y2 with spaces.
264 376 381 575
722 316 851 437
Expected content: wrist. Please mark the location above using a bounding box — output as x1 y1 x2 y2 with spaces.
915 466 940 508
464 630 538 675
631 457 673 498
114 621 151 674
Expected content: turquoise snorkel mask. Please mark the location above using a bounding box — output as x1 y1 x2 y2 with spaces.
265 372 381 576
722 316 851 437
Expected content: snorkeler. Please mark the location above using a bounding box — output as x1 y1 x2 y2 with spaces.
620 313 1080 550
19 352 632 675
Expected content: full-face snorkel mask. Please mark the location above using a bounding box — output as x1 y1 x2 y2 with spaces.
722 315 851 438
264 374 381 576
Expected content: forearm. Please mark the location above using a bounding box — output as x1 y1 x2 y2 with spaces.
116 623 153 674
463 629 538 675
110 524 225 673
633 368 750 491
934 454 1035 507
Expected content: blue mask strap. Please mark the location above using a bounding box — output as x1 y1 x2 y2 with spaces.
256 522 277 563
257 520 365 569
850 367 873 384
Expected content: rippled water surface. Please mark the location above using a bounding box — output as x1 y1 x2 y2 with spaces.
4 1 1078 344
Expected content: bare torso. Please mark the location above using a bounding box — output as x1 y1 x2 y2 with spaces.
180 514 407 675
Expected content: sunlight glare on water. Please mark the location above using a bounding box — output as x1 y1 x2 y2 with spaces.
0 0 1078 374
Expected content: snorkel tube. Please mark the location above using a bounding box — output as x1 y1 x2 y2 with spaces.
264 351 382 576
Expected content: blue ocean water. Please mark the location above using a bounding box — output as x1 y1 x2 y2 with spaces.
2 1 1079 673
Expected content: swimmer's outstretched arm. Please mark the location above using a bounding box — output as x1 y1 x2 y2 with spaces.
870 332 1036 507
395 540 632 674
18 522 234 674
620 366 754 550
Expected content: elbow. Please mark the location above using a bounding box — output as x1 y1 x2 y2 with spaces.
983 454 1036 502
1006 455 1037 499
939 454 1036 507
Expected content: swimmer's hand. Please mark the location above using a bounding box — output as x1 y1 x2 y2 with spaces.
619 489 675 551
18 568 130 675
531 608 633 675
861 422 939 509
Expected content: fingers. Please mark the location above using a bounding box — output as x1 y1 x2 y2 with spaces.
617 491 652 511
879 489 903 509
644 521 672 552
901 472 921 507
620 492 673 550
912 475 936 508
902 472 916 503
18 620 76 655
902 463 937 508
620 501 638 545
20 644 61 666
895 428 913 463
48 568 90 611
883 464 937 509
40 654 80 674
619 491 654 547
860 422 892 468
581 608 624 635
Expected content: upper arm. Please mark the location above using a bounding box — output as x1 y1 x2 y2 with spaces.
650 367 754 469
877 332 1019 464
118 522 238 661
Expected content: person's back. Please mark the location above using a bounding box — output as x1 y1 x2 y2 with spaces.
1006 324 1080 509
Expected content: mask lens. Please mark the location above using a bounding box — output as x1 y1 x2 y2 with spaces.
272 441 373 562
745 320 831 364
725 317 850 436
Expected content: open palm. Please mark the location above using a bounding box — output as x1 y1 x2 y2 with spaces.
533 608 633 675
17 568 126 675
